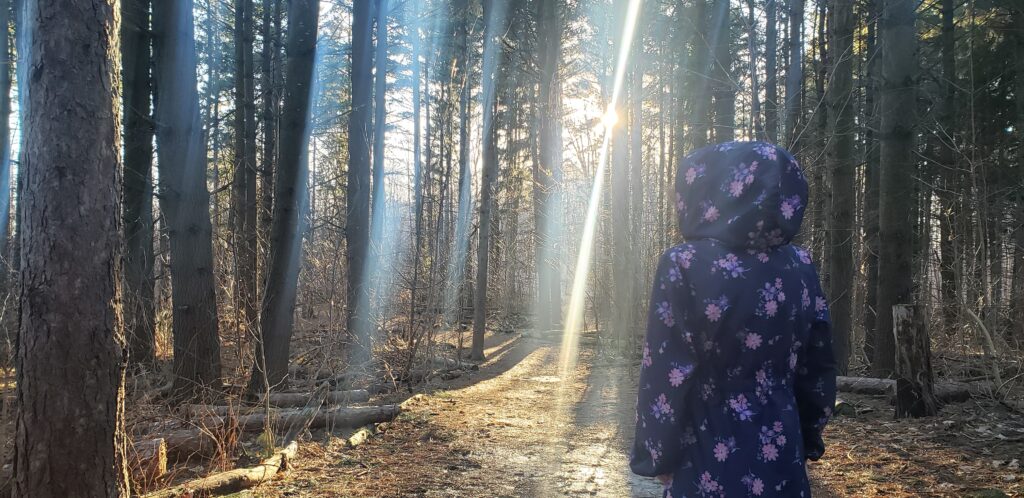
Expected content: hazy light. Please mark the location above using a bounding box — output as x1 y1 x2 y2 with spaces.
559 0 644 378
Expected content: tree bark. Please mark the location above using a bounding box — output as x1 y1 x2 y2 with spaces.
152 0 223 395
347 0 374 365
247 0 320 394
874 0 918 377
764 0 779 143
122 0 156 369
259 0 283 261
233 0 259 341
862 0 881 364
1011 5 1024 342
826 0 855 375
784 0 804 148
893 305 938 417
709 0 734 141
15 0 130 495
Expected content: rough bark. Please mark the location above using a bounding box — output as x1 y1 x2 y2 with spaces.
15 0 130 495
862 0 881 367
122 0 156 369
937 0 959 330
764 0 779 142
826 0 855 375
247 0 320 394
259 0 282 259
709 0 734 141
784 0 804 147
152 0 223 395
893 305 938 418
0 0 13 347
347 0 374 364
143 441 298 498
873 0 918 377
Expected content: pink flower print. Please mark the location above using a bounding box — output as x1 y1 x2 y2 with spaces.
705 303 722 322
729 180 745 197
712 253 748 279
697 472 722 494
761 443 779 461
752 478 765 495
776 434 787 446
675 192 686 214
671 247 695 269
651 393 674 421
642 342 652 368
756 252 769 263
713 442 729 462
703 204 720 222
644 439 663 463
781 201 794 220
754 142 778 161
764 300 778 317
773 421 784 433
744 332 763 350
668 364 694 387
795 246 813 265
685 167 698 184
801 287 811 308
816 296 828 313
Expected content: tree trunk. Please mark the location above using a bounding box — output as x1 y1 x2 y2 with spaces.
764 0 779 143
784 0 804 148
709 0 734 141
873 0 918 377
535 0 564 334
826 0 855 375
937 0 959 330
745 0 764 141
153 0 224 395
862 0 881 364
247 0 320 394
1011 5 1024 342
15 0 130 495
893 305 938 418
471 0 508 361
122 0 156 369
688 0 711 148
259 0 283 269
233 0 259 341
0 0 14 349
347 0 374 364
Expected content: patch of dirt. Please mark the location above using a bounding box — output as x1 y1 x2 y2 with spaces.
258 334 1024 497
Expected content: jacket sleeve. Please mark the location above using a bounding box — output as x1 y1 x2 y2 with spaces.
795 273 837 461
630 249 699 477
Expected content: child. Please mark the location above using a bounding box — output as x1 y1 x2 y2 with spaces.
630 141 836 497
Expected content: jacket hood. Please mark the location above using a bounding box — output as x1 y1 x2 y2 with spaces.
675 141 807 250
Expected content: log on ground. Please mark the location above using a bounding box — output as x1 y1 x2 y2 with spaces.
836 376 972 404
142 441 298 498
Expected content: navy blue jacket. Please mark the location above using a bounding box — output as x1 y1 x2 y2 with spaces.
630 141 837 497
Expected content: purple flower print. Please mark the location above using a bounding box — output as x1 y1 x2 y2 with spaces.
642 342 652 368
712 437 737 462
722 161 760 198
744 332 763 350
685 164 706 185
801 286 811 309
657 301 675 327
728 394 754 421
761 443 779 461
671 246 696 270
644 439 663 463
676 191 687 214
702 202 720 223
756 251 769 263
756 422 787 462
712 253 748 279
753 142 778 161
794 246 813 265
669 363 695 387
816 296 828 316
756 279 786 318
651 393 674 422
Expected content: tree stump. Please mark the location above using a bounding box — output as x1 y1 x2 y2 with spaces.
893 305 938 418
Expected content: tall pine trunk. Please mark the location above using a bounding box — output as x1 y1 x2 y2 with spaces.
862 0 881 363
709 0 734 141
826 0 855 374
15 0 129 494
347 0 374 364
153 0 223 395
259 0 283 266
874 0 919 377
535 0 564 333
784 0 804 148
247 0 320 394
764 0 779 143
122 0 156 368
233 0 259 341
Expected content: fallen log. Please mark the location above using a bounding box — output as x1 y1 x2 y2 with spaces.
131 437 168 482
142 440 297 498
211 405 401 433
836 376 972 404
183 389 370 417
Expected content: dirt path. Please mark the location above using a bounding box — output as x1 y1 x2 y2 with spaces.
260 333 1023 497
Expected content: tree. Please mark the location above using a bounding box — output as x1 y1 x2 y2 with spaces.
535 0 563 333
471 0 509 361
709 0 733 141
259 0 283 252
153 0 224 395
874 0 919 377
764 0 779 143
784 0 804 147
122 0 156 368
826 0 855 374
233 0 259 339
15 0 129 494
247 0 320 394
348 0 374 364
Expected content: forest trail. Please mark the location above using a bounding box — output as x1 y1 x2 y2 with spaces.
260 333 1022 497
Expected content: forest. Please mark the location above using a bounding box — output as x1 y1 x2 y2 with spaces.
2 0 1023 496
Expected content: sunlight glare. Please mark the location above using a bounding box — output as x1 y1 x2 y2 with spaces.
559 0 644 379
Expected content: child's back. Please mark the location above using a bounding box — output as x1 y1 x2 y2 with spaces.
631 141 836 497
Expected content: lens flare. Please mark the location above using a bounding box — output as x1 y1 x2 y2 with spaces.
559 0 644 378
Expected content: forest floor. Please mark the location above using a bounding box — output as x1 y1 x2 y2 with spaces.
257 332 1024 497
